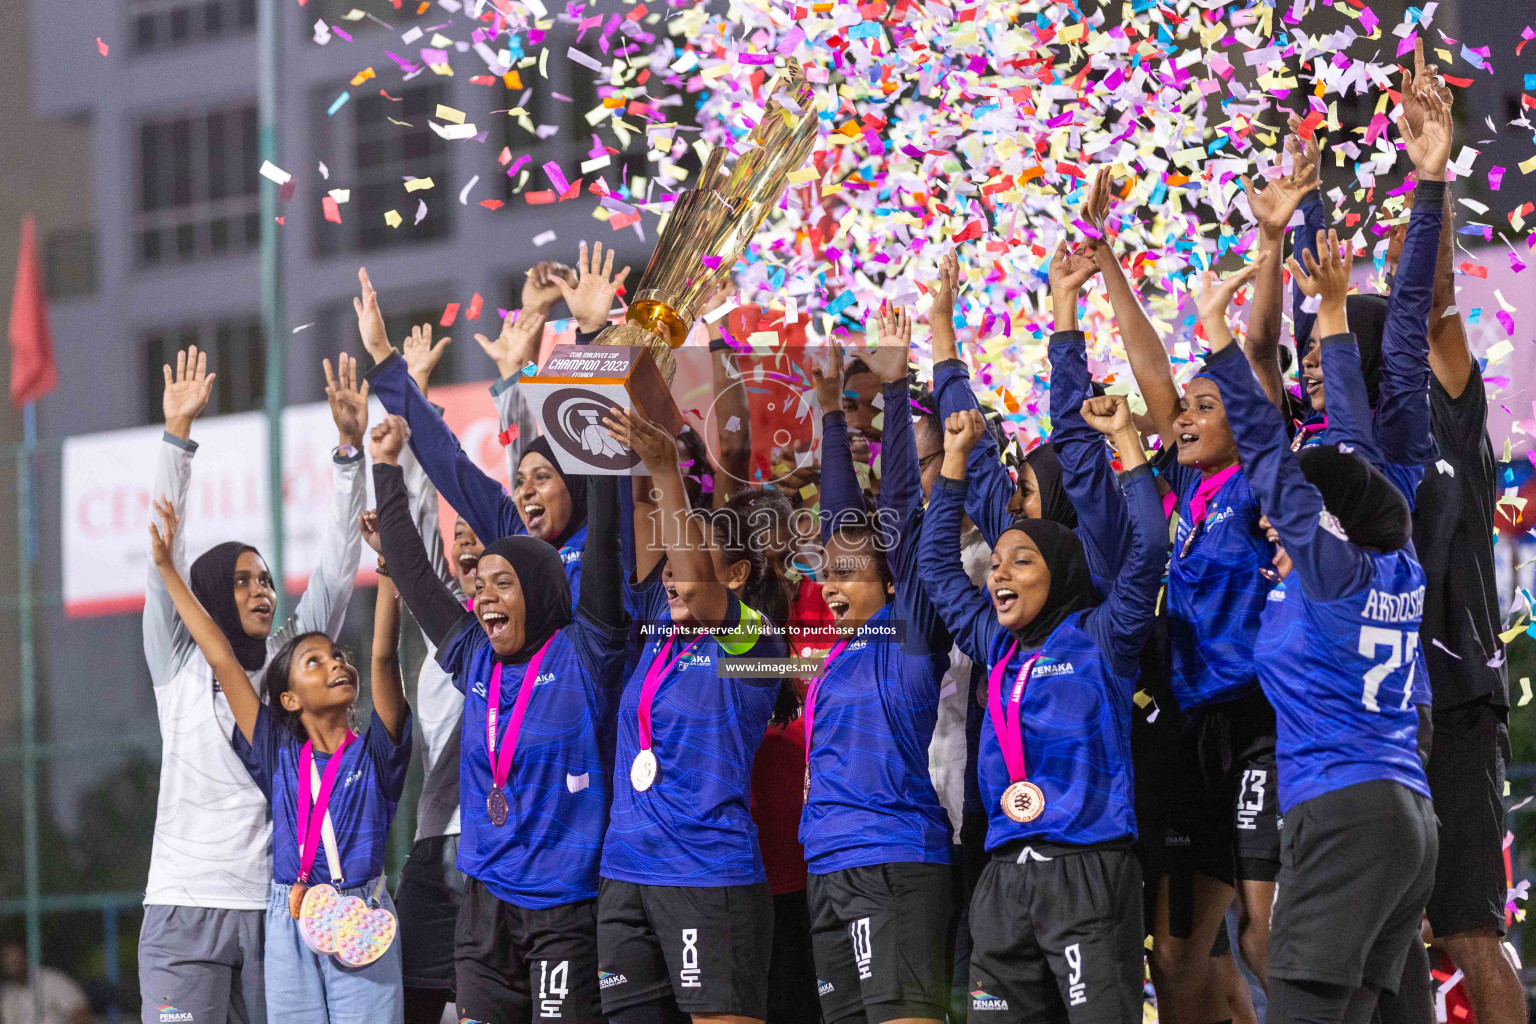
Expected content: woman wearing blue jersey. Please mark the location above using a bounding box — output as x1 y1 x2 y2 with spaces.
919 383 1168 1024
1091 166 1283 1000
1196 251 1436 1024
370 413 629 1024
800 305 955 1024
595 404 790 1024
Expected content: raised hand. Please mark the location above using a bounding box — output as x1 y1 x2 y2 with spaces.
1242 125 1322 237
602 406 675 474
148 496 180 569
358 510 383 555
1400 37 1453 140
353 267 394 363
475 309 547 380
402 323 452 394
1049 239 1099 332
369 414 410 467
1079 394 1133 437
1286 229 1353 305
522 261 572 317
859 305 913 384
811 342 845 415
556 241 632 333
929 250 961 360
325 352 370 449
1195 251 1269 351
162 345 216 440
1398 84 1453 182
1082 167 1116 240
943 408 986 457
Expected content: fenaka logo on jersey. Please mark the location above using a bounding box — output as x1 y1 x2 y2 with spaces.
158 1007 195 1023
541 388 641 472
599 971 628 991
1031 658 1075 679
817 979 835 997
971 989 1009 1011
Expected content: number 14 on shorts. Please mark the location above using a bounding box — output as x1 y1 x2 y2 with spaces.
1357 627 1419 712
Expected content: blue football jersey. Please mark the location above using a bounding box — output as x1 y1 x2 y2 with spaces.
439 612 626 908
601 586 787 886
234 706 412 886
1256 549 1431 813
800 604 953 872
1164 463 1272 710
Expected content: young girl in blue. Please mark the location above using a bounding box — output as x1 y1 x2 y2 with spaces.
371 413 628 1024
148 499 411 1024
919 380 1168 1024
595 404 788 1024
1197 249 1436 1024
800 308 954 1024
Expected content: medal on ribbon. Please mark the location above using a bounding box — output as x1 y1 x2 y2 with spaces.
632 631 702 792
801 640 848 805
290 732 356 920
987 643 1048 825
484 636 557 828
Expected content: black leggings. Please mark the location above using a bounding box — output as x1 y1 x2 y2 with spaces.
1267 976 1382 1024
404 986 452 1024
607 1002 691 1024
1373 941 1434 1024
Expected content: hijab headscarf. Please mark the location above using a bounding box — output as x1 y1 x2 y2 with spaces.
190 541 269 672
1297 445 1411 552
479 534 573 663
997 518 1096 647
1022 443 1078 530
1295 295 1388 409
519 436 588 549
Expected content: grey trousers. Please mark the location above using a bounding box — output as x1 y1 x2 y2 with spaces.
139 905 266 1024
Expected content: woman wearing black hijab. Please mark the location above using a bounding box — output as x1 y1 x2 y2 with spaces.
919 398 1168 1024
371 413 627 1024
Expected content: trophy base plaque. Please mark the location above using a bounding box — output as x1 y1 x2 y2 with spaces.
521 345 684 476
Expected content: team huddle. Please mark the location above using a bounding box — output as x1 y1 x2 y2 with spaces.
134 54 1517 1024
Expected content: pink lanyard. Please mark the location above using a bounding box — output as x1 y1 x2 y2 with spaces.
802 640 849 764
638 632 703 753
986 642 1042 785
1186 464 1240 531
486 636 557 794
296 731 357 883
1290 416 1328 453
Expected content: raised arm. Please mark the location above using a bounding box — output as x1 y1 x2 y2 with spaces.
554 241 631 337
1375 88 1452 465
1288 191 1330 356
1198 263 1374 603
927 252 1017 545
148 498 260 743
371 416 478 653
1047 328 1130 588
144 346 215 686
707 300 753 507
355 268 523 544
865 308 920 553
282 355 368 643
576 475 625 631
917 410 1004 664
359 510 409 742
605 407 731 628
813 344 866 540
476 305 548 487
1241 118 1321 410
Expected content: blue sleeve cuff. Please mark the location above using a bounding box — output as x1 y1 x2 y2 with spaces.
1320 332 1358 349
1122 462 1154 483
1050 330 1086 345
1202 342 1246 368
489 375 518 398
162 431 198 453
363 349 403 383
1413 179 1447 206
822 409 847 427
934 474 970 495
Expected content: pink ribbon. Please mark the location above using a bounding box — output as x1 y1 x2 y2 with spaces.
297 731 358 883
803 641 849 764
486 636 557 794
987 642 1042 784
638 631 702 751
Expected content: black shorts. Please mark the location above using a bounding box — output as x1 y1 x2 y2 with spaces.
968 840 1144 1024
807 862 952 1023
396 834 466 992
596 877 774 1018
454 877 601 1024
1269 780 1437 992
1426 698 1509 938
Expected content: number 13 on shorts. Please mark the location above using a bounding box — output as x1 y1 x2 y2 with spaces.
1357 627 1419 713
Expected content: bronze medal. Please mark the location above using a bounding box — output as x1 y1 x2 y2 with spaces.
487 786 509 827
1001 780 1045 824
289 879 309 920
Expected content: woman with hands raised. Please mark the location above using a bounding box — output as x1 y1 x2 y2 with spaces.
594 403 787 1024
918 392 1167 1024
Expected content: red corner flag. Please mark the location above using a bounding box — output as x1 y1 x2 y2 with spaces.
9 216 57 407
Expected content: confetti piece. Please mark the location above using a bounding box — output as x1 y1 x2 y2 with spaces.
327 93 350 116
533 230 557 246
96 37 109 57
466 293 483 320
258 160 292 185
322 196 342 224
440 303 460 327
1520 678 1532 707
384 209 402 228
404 177 435 192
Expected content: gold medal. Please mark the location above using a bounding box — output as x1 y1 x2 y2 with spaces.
631 749 658 792
1001 780 1045 823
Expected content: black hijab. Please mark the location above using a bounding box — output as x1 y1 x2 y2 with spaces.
479 534 573 663
1298 294 1388 409
190 541 269 672
1023 443 1078 530
998 518 1096 647
520 436 588 549
1297 445 1412 552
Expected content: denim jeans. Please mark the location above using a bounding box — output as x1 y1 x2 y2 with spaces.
265 880 404 1024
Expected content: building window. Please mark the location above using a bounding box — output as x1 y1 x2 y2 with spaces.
144 318 265 422
131 0 256 54
314 84 452 255
44 229 98 300
136 104 260 267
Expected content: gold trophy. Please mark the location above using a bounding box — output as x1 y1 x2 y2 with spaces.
591 57 819 383
522 58 817 475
